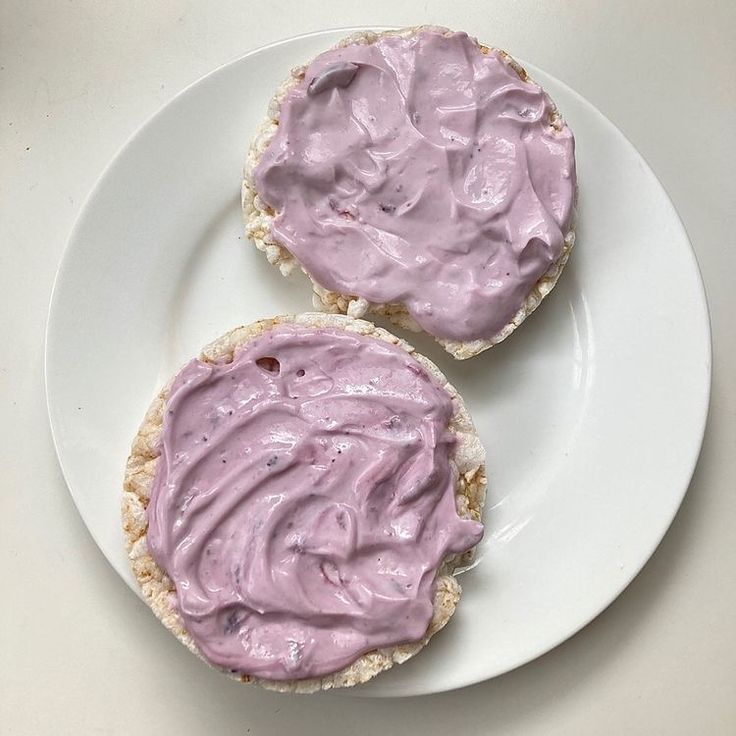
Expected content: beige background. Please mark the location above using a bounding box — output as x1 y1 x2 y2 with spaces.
1 1 734 733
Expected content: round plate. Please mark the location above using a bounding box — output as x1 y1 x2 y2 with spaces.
45 28 711 697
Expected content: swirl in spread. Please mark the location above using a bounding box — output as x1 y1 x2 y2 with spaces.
254 31 576 342
147 324 484 680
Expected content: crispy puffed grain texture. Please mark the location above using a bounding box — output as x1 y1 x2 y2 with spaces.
122 313 486 693
242 26 577 360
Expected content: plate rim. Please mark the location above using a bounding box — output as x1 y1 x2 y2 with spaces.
44 25 713 696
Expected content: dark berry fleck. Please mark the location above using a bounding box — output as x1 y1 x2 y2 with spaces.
224 610 244 635
256 356 281 374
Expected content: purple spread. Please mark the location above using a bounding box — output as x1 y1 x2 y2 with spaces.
254 31 576 342
147 324 483 680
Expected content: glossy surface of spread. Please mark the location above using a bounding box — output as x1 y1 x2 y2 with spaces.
147 324 484 679
254 31 576 342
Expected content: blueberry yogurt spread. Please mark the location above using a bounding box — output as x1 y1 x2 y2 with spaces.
144 323 484 680
252 30 576 346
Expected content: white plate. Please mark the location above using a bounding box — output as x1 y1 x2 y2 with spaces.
45 28 711 697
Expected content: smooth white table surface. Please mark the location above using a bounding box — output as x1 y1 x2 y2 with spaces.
1 1 734 733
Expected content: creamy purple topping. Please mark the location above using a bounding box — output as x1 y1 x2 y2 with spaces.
147 324 483 680
254 31 576 342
